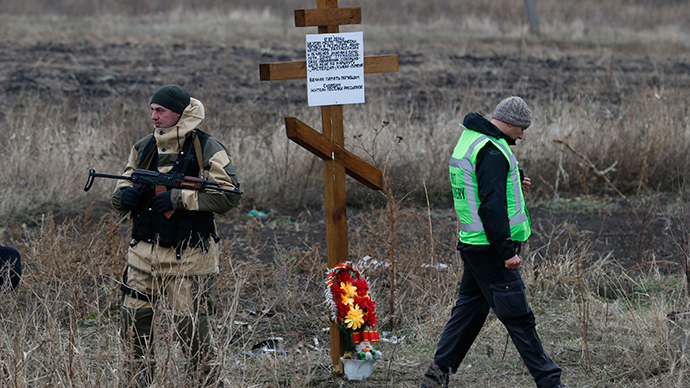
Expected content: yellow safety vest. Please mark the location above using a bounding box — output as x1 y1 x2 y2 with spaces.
449 127 531 245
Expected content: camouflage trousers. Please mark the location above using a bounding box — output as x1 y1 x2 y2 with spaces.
120 265 221 388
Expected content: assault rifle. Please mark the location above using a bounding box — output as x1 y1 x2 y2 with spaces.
83 169 243 196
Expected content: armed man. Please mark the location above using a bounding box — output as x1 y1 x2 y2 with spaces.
112 85 242 387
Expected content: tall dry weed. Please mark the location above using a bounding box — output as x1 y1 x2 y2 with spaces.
0 98 136 221
1 200 690 386
0 5 689 218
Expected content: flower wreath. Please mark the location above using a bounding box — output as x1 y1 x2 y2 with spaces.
326 261 379 351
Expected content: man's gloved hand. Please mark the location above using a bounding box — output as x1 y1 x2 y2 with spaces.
120 187 142 208
151 191 174 213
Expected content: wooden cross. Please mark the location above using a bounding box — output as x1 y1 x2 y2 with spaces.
259 0 398 373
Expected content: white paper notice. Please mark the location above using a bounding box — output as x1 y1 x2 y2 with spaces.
306 32 365 107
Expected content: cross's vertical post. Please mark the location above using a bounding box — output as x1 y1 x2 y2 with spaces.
322 104 347 370
259 0 398 374
317 0 347 370
321 105 347 268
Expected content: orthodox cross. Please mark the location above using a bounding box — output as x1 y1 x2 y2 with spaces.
259 0 398 373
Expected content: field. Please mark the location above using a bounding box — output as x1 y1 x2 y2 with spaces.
1 1 690 387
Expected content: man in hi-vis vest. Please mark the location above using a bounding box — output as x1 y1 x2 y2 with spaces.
421 97 563 388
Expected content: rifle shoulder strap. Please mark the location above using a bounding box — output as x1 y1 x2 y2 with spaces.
172 129 208 177
193 130 204 176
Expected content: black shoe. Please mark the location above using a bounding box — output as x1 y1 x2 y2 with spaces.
420 363 449 388
122 361 155 388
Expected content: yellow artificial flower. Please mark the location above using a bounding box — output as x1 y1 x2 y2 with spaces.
344 305 365 330
340 281 358 298
340 293 354 307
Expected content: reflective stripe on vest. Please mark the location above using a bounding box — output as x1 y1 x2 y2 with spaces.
449 130 529 237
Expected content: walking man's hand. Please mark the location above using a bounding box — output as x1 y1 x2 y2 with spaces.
505 255 521 269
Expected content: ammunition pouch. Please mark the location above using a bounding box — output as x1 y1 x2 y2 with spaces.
131 206 216 251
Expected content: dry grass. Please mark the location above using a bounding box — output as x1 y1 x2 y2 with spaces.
1 2 690 387
2 203 690 387
1 0 689 30
0 3 689 217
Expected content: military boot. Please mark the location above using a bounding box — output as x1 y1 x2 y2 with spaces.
122 360 155 388
175 315 221 387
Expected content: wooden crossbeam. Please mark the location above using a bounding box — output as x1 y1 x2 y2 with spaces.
333 146 383 191
294 7 361 27
285 117 332 160
259 54 399 81
285 117 383 190
363 54 400 74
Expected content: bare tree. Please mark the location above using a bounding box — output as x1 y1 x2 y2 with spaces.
525 0 541 35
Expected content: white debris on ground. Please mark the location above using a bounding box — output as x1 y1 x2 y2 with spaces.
421 262 449 270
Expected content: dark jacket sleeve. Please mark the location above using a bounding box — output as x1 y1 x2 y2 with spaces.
475 143 517 261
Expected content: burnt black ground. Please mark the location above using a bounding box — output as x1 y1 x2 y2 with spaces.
214 197 680 271
3 37 687 270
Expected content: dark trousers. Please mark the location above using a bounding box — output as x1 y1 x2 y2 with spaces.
431 250 562 388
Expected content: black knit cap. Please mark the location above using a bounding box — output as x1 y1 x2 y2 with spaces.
150 85 190 114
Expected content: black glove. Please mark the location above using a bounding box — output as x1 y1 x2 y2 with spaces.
120 187 142 208
151 191 174 213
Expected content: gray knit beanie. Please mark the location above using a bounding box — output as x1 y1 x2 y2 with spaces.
492 96 532 128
